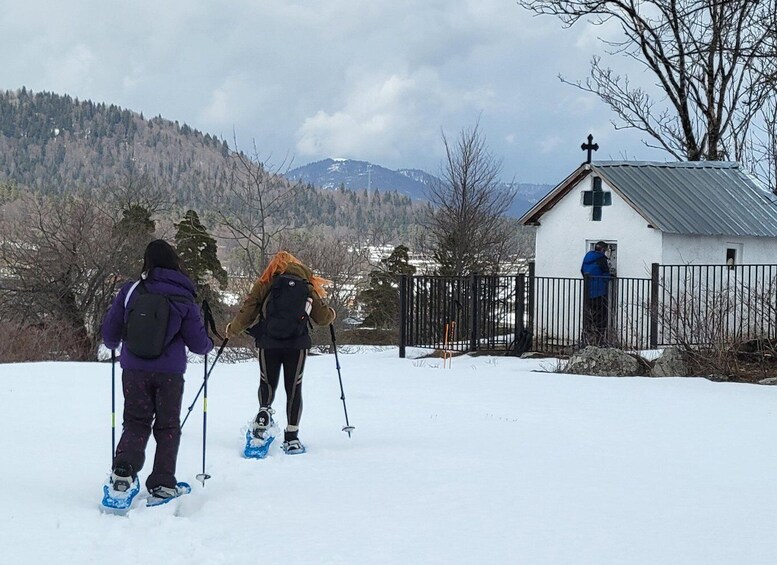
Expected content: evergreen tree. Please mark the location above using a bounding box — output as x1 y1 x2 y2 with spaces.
0 180 20 204
174 210 228 304
359 245 416 329
114 204 155 278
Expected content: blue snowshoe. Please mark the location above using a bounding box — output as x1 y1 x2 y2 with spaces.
146 482 192 507
244 428 276 459
101 467 141 514
243 409 278 459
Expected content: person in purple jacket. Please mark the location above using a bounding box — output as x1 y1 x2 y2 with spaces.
101 239 213 501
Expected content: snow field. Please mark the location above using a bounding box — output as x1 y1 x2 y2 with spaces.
2 348 777 564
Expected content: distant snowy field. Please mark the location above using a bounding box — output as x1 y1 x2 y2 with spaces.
3 348 777 565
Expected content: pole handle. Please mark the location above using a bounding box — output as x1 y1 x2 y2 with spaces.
202 300 224 341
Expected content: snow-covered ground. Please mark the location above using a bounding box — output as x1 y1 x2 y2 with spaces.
3 347 777 564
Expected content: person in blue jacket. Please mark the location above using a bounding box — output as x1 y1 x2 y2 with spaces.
581 241 612 345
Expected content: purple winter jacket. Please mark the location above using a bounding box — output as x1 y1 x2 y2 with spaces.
101 268 214 374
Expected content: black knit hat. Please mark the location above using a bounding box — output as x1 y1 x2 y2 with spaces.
141 239 182 274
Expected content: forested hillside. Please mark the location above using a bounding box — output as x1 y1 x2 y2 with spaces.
0 88 229 200
0 89 534 363
0 88 422 237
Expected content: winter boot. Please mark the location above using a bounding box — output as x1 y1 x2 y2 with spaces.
281 438 306 455
251 406 275 439
146 483 192 507
110 462 136 493
149 484 184 500
282 430 305 454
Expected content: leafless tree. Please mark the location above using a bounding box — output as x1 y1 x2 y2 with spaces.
97 171 166 278
424 122 516 275
0 191 143 360
519 0 777 169
216 141 302 277
277 227 372 320
746 91 777 191
100 168 171 219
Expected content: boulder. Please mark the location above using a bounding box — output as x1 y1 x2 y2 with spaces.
566 346 642 377
651 347 688 377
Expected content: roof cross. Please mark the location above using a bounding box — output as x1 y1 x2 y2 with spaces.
581 134 599 164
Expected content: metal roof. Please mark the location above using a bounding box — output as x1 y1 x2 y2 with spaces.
591 161 777 237
586 161 777 237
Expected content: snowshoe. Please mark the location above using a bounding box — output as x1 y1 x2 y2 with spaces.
281 438 306 455
244 415 278 459
244 428 276 459
101 467 141 514
146 482 192 507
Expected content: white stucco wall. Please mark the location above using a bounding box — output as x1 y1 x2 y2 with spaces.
662 233 777 265
534 172 663 279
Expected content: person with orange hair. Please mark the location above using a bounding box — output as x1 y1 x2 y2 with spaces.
225 251 335 454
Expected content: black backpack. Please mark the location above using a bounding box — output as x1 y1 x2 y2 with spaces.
124 282 191 359
262 274 311 340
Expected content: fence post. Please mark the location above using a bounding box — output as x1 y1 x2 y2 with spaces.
470 273 479 352
527 261 535 336
515 273 526 350
650 263 659 349
399 274 408 358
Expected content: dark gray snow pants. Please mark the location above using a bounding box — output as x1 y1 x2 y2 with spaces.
113 369 184 490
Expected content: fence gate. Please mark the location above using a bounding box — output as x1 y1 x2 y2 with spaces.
399 274 527 357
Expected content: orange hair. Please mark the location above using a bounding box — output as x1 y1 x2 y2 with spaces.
259 250 331 298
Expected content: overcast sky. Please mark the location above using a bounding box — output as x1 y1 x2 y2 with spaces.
0 0 669 185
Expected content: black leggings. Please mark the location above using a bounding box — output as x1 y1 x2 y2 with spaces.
258 348 307 432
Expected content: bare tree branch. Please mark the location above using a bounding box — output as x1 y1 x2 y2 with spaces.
423 122 517 275
215 140 302 277
0 190 157 360
521 0 777 180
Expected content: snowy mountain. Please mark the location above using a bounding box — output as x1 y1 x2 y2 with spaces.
3 347 775 564
508 181 553 218
286 158 432 200
285 158 553 218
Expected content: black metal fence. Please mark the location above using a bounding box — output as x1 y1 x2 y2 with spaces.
655 263 777 346
530 274 653 353
399 263 777 356
398 274 524 354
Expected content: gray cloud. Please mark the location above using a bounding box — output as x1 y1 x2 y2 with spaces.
0 0 668 185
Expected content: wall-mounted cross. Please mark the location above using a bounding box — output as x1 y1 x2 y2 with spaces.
581 134 598 164
582 177 611 221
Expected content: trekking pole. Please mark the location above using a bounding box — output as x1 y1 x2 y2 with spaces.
181 336 228 430
188 300 225 487
111 349 116 461
329 324 355 437
196 352 211 486
181 301 228 430
191 300 221 488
